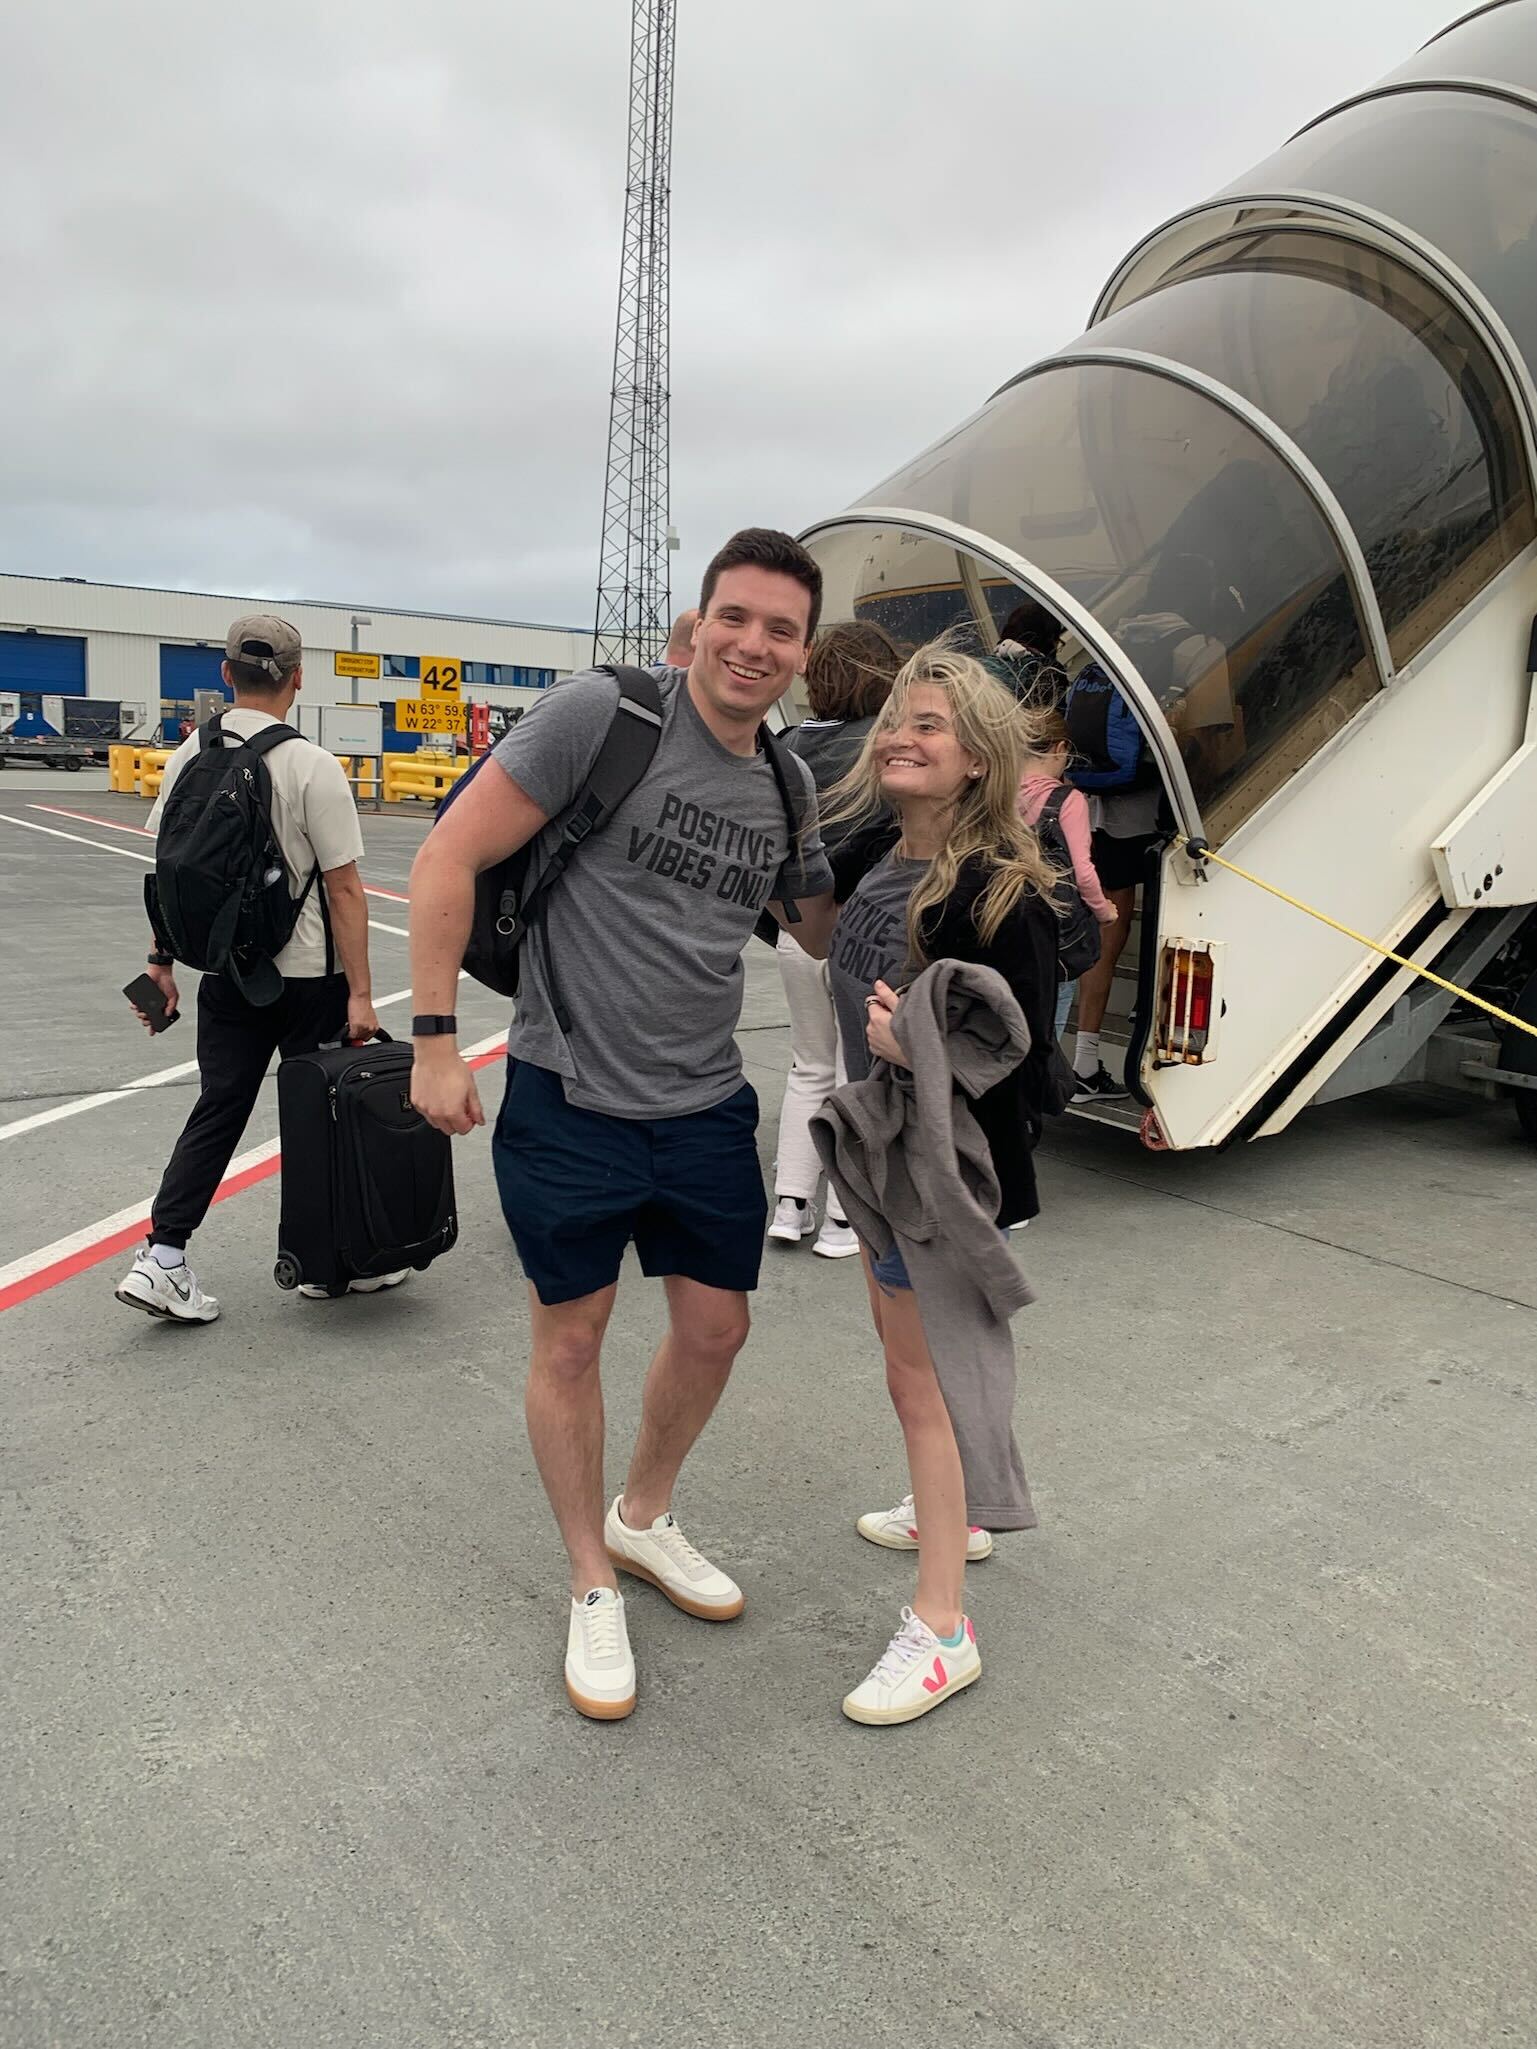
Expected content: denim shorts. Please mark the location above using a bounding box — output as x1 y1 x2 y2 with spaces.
869 1230 1012 1295
492 1060 768 1306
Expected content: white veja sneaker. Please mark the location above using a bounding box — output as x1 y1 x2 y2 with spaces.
604 1496 745 1619
115 1249 220 1324
565 1588 636 1720
767 1196 815 1244
842 1605 981 1726
856 1491 994 1561
812 1214 860 1260
297 1270 411 1299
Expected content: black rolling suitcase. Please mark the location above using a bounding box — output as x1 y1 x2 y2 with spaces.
273 1033 457 1295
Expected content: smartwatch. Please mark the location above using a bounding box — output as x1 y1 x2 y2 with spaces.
412 1014 459 1036
148 950 175 967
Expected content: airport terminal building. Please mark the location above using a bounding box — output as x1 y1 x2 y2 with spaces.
0 571 590 745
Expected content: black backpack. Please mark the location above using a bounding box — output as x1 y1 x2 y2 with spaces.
1033 785 1102 980
148 715 320 1006
435 666 806 1020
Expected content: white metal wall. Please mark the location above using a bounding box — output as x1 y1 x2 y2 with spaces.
0 572 590 708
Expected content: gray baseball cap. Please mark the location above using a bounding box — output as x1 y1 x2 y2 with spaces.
226 613 303 681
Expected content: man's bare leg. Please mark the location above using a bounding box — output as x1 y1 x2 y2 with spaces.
620 1275 750 1528
525 1282 620 1598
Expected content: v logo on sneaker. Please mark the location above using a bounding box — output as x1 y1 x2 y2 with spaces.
922 1657 948 1694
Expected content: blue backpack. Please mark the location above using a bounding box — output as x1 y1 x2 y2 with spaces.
1063 665 1161 793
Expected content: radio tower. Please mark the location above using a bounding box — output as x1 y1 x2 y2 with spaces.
593 0 677 667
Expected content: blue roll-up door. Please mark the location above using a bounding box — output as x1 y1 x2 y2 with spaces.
159 644 232 700
0 630 86 694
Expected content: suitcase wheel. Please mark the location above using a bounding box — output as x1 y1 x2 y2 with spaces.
273 1253 302 1291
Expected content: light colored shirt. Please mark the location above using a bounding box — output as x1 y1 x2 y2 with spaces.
148 709 364 978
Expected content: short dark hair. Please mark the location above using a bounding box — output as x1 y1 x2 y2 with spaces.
225 656 296 694
699 527 822 640
804 620 901 721
997 598 1062 656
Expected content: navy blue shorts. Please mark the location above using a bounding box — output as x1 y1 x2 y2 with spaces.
492 1060 768 1307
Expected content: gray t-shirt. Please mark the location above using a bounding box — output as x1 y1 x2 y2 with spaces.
492 666 832 1118
828 851 926 1083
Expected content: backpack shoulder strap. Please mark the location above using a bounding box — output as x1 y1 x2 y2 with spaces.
520 664 664 912
241 721 303 760
197 713 226 751
756 724 806 923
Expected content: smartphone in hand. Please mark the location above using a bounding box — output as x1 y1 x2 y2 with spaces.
123 973 179 1033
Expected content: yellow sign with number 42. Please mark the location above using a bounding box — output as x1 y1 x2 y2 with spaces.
420 658 462 699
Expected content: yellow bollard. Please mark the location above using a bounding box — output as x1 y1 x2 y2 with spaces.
108 744 142 793
136 748 174 801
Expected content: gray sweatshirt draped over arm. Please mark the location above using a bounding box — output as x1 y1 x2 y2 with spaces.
811 958 1038 1530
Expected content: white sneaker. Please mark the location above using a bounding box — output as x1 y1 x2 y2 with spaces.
565 1588 636 1720
856 1491 994 1561
297 1270 411 1298
767 1196 816 1244
604 1495 745 1619
115 1248 220 1324
842 1605 981 1726
812 1214 860 1259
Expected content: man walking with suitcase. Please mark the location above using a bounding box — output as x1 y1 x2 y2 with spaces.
117 614 401 1324
409 529 837 1719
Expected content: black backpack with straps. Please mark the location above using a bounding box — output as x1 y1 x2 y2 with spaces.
148 714 321 1005
436 665 806 1011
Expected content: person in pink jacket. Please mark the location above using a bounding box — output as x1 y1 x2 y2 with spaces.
1019 711 1117 1041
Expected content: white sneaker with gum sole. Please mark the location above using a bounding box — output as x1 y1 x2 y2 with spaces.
565 1588 636 1720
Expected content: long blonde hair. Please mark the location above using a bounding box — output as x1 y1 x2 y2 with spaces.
821 639 1061 966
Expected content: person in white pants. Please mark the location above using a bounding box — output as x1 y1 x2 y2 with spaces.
767 621 901 1258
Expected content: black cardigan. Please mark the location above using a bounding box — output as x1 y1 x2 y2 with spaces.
914 866 1058 1225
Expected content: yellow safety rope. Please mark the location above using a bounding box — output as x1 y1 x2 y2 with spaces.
1176 837 1537 1044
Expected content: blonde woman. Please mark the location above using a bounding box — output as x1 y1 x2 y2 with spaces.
821 643 1059 1725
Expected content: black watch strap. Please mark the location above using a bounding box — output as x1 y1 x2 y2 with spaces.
148 950 175 967
412 1014 459 1036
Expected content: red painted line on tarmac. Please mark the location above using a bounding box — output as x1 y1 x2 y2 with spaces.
31 803 154 836
0 1039 508 1312
28 804 412 902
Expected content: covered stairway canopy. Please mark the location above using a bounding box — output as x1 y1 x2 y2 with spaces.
801 1 1537 847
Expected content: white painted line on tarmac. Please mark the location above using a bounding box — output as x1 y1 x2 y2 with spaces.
0 1028 509 1310
0 811 411 934
0 975 481 1143
28 807 414 904
0 811 154 861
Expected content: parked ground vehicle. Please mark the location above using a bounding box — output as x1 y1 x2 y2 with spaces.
0 734 101 771
796 0 1537 1150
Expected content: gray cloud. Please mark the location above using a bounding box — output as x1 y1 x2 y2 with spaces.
1 0 1453 630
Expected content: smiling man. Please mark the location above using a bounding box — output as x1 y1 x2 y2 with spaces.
408 528 836 1719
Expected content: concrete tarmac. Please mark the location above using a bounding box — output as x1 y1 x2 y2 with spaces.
1 795 1534 2049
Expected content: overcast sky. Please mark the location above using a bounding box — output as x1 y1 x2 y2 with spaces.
1 0 1452 632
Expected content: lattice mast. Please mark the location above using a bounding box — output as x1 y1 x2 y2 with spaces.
593 0 676 667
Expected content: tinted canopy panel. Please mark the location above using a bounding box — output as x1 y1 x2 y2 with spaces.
1090 226 1535 661
1222 90 1537 389
1385 2 1537 97
853 361 1370 838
